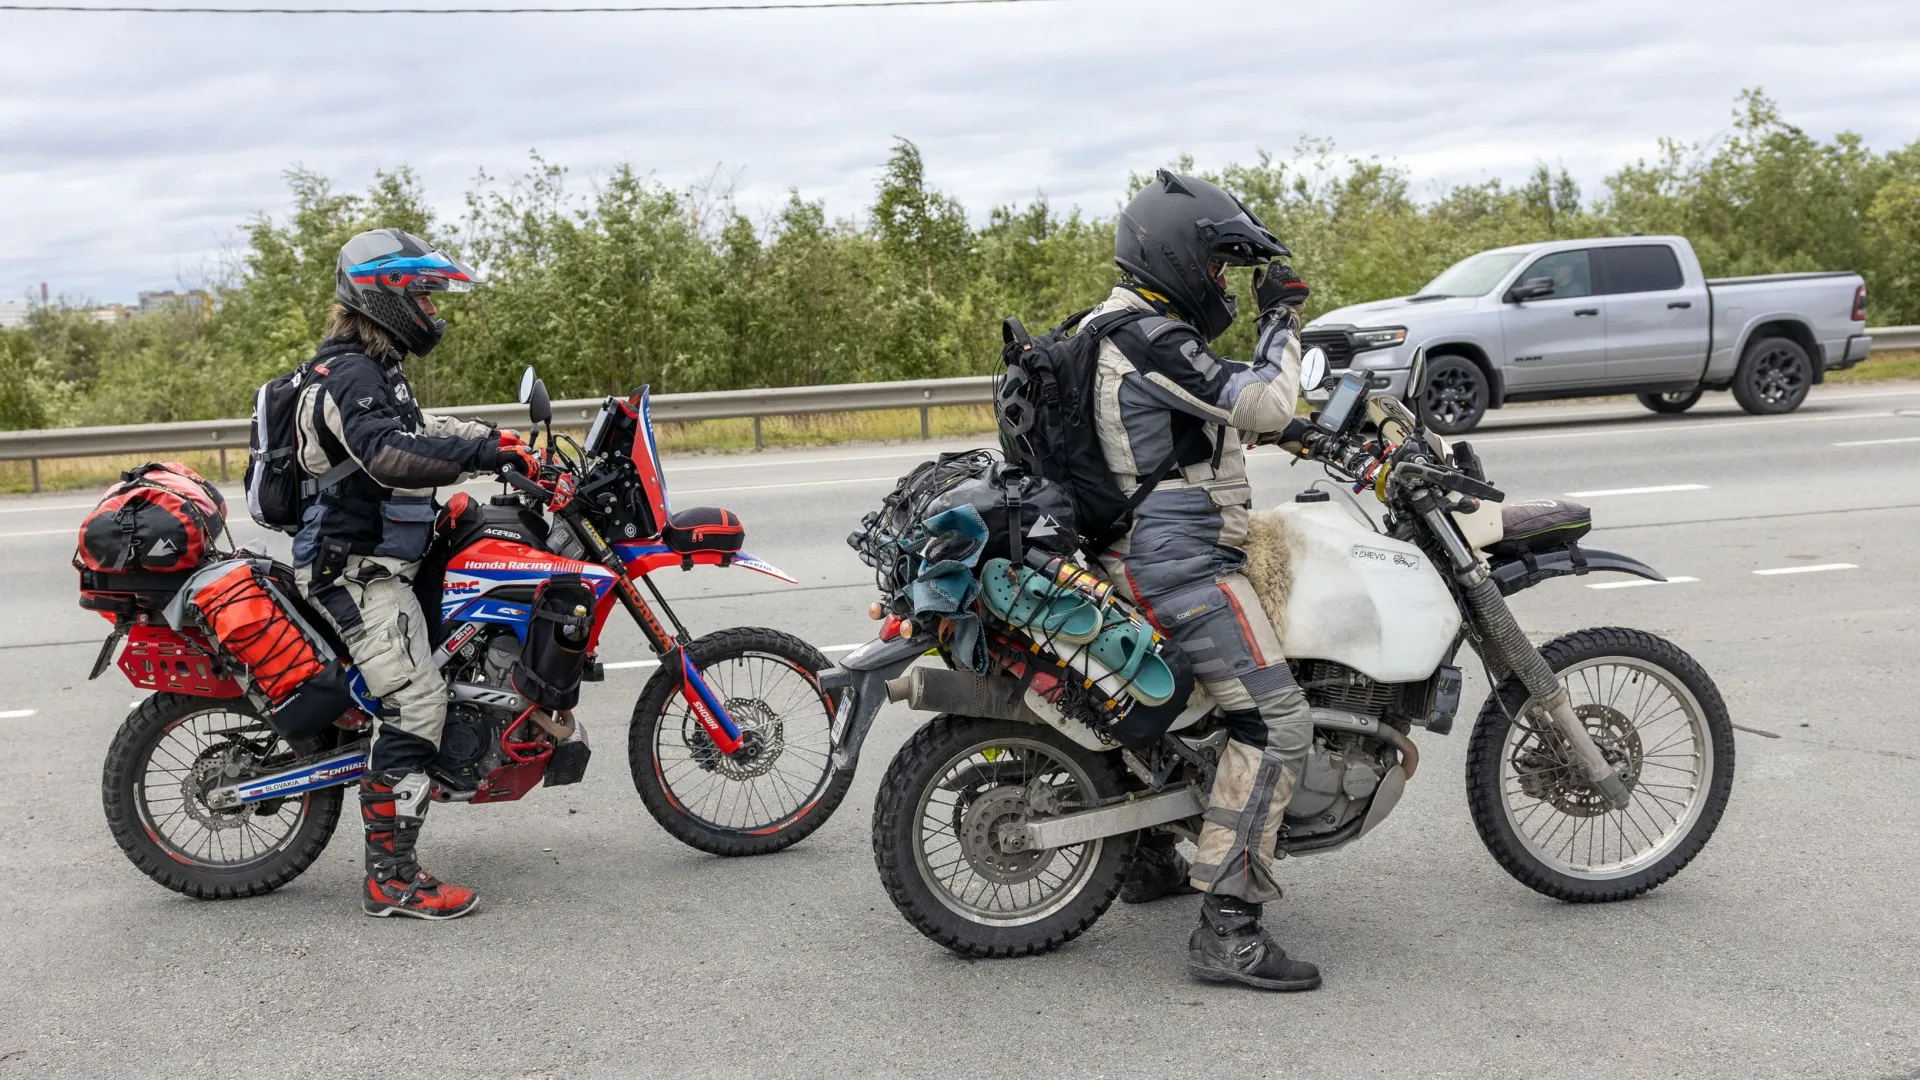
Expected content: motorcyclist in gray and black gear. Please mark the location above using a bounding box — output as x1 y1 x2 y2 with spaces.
293 228 537 920
1087 170 1321 990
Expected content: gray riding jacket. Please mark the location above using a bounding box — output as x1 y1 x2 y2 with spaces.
1087 286 1302 596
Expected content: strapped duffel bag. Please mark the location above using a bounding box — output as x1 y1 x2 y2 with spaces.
76 462 229 615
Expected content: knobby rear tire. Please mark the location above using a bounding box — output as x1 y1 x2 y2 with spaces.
629 627 848 857
1464 627 1735 903
871 714 1136 958
102 693 343 900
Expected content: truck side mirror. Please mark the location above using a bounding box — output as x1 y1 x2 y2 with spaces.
1504 277 1556 303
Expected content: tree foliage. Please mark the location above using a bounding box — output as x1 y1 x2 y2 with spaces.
4 90 1915 431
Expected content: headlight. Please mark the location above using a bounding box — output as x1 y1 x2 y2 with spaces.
1352 327 1407 351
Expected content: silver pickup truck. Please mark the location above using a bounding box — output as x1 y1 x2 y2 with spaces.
1301 235 1871 434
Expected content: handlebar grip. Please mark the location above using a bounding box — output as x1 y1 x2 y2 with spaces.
499 466 552 502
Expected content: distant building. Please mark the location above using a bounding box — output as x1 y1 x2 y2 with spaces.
93 304 135 323
0 299 27 329
137 290 212 315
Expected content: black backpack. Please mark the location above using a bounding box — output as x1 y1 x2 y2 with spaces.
244 363 354 535
995 307 1208 558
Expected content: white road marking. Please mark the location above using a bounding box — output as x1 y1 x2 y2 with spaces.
0 709 36 719
601 642 868 672
1587 576 1698 590
673 476 902 497
0 502 92 515
1565 484 1707 498
1832 436 1920 447
1474 408 1903 446
1753 563 1858 576
666 447 978 474
0 528 76 539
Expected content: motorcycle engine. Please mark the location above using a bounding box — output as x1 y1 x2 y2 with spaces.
1282 731 1390 839
428 627 523 793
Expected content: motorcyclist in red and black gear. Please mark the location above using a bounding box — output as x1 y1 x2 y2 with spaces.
293 227 536 920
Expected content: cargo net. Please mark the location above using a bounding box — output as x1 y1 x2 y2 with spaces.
982 625 1131 743
190 563 328 701
847 449 997 617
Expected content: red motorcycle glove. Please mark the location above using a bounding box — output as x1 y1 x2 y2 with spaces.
495 439 539 479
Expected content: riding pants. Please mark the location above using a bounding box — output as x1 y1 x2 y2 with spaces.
296 555 447 773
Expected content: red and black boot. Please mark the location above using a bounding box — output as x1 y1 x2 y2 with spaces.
360 770 478 920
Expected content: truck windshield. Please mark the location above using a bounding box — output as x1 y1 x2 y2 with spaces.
1415 252 1527 298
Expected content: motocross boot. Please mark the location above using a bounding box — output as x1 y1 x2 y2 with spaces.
1120 833 1199 904
1188 893 1320 991
360 770 478 921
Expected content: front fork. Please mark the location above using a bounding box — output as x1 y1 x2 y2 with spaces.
1420 503 1632 810
566 509 744 756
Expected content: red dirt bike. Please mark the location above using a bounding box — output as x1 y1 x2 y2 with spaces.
92 370 848 900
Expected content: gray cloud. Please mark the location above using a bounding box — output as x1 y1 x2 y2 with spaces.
1 0 1916 301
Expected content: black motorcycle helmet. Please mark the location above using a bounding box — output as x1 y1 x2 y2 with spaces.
334 228 478 358
1114 170 1289 341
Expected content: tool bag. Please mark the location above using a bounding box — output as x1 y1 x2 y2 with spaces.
77 462 227 578
511 574 595 712
177 559 354 738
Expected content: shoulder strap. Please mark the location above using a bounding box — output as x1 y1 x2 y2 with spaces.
300 457 360 499
1077 308 1154 343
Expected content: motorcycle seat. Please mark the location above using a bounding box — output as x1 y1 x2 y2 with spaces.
663 507 744 555
1487 500 1592 557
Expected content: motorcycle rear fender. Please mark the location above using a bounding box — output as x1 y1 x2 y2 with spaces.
817 636 926 771
1490 545 1664 596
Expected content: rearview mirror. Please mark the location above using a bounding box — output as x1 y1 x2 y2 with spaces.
527 379 552 426
518 366 538 404
1300 346 1331 405
1505 276 1556 303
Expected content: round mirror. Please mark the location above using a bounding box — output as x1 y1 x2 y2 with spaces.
1407 348 1427 399
517 366 537 405
1300 346 1331 405
527 378 552 426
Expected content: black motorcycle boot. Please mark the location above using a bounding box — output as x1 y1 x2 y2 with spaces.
1120 833 1199 904
1188 893 1321 991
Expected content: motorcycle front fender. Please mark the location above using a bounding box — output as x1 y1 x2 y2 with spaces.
1490 545 1664 596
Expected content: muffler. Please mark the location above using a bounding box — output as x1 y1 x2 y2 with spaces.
884 667 1030 722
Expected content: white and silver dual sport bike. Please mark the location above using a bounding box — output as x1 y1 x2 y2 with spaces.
826 349 1736 957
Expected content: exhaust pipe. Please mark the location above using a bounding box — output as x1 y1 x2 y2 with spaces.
885 667 1030 722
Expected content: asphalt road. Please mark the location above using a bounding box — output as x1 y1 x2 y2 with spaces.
3 384 1918 1079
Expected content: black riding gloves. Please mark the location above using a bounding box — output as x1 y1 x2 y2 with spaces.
1254 264 1310 316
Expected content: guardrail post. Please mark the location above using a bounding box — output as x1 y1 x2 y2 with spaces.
218 447 229 481
752 416 763 451
919 406 929 440
29 458 39 494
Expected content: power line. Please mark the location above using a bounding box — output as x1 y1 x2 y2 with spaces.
0 0 1062 11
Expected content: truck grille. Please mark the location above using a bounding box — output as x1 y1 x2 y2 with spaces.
1300 329 1355 370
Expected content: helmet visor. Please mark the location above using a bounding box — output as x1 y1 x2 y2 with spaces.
407 253 480 294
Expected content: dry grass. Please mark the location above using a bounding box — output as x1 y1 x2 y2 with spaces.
0 405 1003 495
1830 349 1920 384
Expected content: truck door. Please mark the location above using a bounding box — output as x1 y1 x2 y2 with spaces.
1499 248 1607 391
1595 244 1709 385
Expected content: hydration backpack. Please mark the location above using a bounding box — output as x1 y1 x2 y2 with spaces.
245 363 354 534
994 308 1207 558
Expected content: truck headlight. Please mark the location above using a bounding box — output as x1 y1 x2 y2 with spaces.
1352 327 1407 352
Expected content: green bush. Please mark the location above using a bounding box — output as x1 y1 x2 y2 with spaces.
4 89 1916 432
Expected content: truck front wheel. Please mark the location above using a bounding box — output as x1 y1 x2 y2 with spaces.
1731 336 1812 415
1418 354 1490 435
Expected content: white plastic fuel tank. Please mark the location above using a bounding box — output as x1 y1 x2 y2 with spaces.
1269 500 1462 683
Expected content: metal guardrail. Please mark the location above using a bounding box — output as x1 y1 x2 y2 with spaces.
3 327 1916 491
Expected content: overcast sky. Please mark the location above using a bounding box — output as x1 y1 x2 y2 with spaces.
2 0 1917 303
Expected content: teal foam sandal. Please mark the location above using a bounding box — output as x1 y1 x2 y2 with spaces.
978 559 1101 644
1081 608 1176 706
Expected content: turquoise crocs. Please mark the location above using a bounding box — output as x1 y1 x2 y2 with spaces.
1079 606 1176 706
979 558 1101 644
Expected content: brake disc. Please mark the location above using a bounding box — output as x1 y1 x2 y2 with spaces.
957 785 1047 884
1512 704 1644 817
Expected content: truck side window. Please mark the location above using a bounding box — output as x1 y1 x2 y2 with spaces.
1516 250 1592 299
1595 245 1685 294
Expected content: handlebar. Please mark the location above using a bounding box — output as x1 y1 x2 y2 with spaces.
1295 427 1505 504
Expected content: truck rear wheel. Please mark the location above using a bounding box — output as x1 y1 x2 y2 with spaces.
1732 336 1812 415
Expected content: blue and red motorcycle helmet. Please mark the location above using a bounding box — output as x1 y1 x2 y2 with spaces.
334 228 479 358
